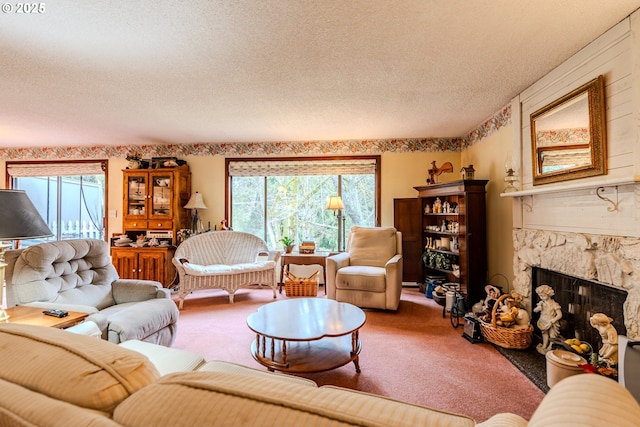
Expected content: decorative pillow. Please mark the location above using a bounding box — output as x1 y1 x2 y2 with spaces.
0 323 159 414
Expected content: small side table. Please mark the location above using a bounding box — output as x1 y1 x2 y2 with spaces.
3 306 89 329
280 251 335 295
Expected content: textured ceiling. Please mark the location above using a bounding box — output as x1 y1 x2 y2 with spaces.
1 1 639 148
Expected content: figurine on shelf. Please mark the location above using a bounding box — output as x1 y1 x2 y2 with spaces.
126 150 143 170
534 284 562 354
590 313 618 365
432 197 442 214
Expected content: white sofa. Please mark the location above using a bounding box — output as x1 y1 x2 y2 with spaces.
1 323 639 427
172 231 281 308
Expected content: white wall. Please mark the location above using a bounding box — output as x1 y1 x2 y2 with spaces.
509 12 640 238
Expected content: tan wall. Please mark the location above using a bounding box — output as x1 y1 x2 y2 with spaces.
461 124 514 293
107 152 460 237
380 151 460 227
13 148 516 291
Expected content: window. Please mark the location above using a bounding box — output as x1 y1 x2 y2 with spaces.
7 161 107 246
227 157 380 251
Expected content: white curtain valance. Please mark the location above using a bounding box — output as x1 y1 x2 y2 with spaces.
228 159 377 177
7 161 106 177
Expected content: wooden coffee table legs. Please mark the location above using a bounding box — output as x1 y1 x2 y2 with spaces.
251 331 362 374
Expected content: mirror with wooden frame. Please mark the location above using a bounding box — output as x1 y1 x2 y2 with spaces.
530 75 607 185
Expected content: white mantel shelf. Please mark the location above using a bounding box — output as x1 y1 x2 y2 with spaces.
500 176 640 198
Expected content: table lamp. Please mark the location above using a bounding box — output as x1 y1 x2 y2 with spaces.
0 189 53 321
326 196 345 252
184 192 208 234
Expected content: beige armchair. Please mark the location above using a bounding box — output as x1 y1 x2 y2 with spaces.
326 226 403 310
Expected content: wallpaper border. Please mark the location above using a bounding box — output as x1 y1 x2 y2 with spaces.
0 104 510 161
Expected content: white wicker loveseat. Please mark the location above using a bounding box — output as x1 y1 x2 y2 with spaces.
172 231 280 308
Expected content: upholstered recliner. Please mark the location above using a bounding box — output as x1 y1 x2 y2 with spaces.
326 226 403 310
4 239 179 346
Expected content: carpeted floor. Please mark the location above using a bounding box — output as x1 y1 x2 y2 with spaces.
171 286 545 423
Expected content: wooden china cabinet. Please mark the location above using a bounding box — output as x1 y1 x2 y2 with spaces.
111 165 191 287
394 180 488 305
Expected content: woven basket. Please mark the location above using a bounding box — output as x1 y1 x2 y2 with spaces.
479 294 533 349
284 271 318 297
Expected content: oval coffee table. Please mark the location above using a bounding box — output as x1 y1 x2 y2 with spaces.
247 298 366 373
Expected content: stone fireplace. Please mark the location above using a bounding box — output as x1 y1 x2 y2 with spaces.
512 229 640 341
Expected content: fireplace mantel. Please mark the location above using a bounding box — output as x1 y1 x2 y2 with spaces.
499 176 637 198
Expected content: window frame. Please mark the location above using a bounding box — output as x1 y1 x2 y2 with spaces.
6 159 109 243
225 155 381 235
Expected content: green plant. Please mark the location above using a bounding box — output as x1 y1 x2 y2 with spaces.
280 236 294 247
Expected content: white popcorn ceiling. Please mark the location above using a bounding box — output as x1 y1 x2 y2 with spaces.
0 0 639 148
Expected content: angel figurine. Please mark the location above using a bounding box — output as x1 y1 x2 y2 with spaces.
590 313 618 365
534 284 562 354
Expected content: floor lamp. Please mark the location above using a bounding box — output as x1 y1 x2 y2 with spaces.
0 190 53 321
326 196 346 252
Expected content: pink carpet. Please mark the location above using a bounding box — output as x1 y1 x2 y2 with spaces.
171 286 544 423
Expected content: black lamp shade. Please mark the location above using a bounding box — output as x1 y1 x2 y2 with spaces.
0 190 53 240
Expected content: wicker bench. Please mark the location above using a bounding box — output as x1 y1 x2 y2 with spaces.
172 231 280 309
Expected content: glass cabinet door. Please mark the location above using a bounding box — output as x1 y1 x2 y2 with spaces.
126 174 147 216
150 173 172 217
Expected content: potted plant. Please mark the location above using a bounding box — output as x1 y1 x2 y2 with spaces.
280 236 295 253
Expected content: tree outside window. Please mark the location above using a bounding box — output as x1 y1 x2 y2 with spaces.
229 157 379 251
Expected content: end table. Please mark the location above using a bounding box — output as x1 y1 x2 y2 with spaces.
3 306 89 329
279 251 336 295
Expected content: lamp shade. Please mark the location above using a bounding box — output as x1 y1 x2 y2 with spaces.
325 196 344 210
184 192 207 210
0 190 53 240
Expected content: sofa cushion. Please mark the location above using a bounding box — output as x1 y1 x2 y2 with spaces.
7 239 119 309
0 323 160 414
348 226 397 268
527 374 640 427
113 371 475 427
120 340 205 375
183 260 276 276
335 265 386 292
197 360 318 388
0 379 122 427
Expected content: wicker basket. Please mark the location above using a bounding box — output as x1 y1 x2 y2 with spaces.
479 294 533 349
284 271 319 297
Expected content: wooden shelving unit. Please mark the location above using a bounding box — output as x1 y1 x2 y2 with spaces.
394 180 488 305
